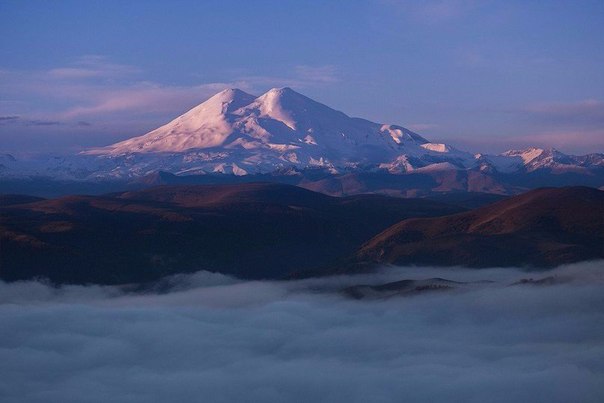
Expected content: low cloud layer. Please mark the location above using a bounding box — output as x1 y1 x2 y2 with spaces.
1 262 603 403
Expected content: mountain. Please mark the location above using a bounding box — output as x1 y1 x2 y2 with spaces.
0 88 602 196
353 186 604 269
0 183 462 284
85 87 462 175
96 89 258 154
95 88 429 155
341 278 466 299
3 184 601 284
476 147 604 174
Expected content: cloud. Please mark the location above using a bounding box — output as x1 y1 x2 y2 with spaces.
522 99 604 125
507 129 604 151
48 64 340 120
26 119 62 126
47 68 112 79
413 0 468 21
407 123 440 132
1 262 603 403
382 0 478 23
59 82 238 119
0 57 340 133
0 116 68 127
233 65 341 93
0 65 238 121
0 115 19 124
0 117 86 128
46 55 141 80
443 128 604 154
438 99 604 154
294 65 340 83
452 99 604 153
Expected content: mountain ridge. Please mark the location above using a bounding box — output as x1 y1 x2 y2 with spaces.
1 88 602 195
84 86 443 177
352 186 604 269
0 182 463 284
2 184 601 284
88 87 431 156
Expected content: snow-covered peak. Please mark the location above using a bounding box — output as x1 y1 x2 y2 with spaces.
91 87 435 158
262 86 302 101
502 147 546 164
237 87 353 132
85 88 256 155
164 87 255 123
487 147 596 173
381 125 428 145
4 89 603 181
258 87 313 106
79 87 477 175
205 88 257 113
238 87 310 130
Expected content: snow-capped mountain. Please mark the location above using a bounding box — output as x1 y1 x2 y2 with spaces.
474 147 604 174
85 87 470 175
0 87 602 193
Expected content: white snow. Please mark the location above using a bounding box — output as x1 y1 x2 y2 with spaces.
414 162 459 172
421 143 451 153
2 88 600 180
502 148 545 164
80 87 459 176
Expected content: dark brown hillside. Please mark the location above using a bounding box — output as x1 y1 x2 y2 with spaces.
355 187 604 268
0 183 461 284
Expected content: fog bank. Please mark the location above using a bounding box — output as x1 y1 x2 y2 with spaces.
1 262 603 403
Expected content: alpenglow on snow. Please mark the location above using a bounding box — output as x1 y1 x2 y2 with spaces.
2 87 602 179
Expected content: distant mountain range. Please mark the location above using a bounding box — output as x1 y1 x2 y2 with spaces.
1 87 602 197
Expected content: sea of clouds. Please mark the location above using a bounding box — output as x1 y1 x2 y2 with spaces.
1 262 603 403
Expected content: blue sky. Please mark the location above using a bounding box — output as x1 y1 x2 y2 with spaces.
1 0 603 154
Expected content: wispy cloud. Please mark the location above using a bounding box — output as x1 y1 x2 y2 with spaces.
508 129 604 151
407 123 440 132
445 128 604 154
59 82 238 119
233 64 341 92
0 116 19 122
522 99 604 125
381 0 478 23
46 55 141 80
0 57 343 151
444 99 604 153
0 116 86 128
412 0 469 22
0 58 340 125
294 65 339 83
26 119 62 126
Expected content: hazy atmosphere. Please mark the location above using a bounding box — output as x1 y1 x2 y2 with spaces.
2 262 604 403
1 0 603 153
